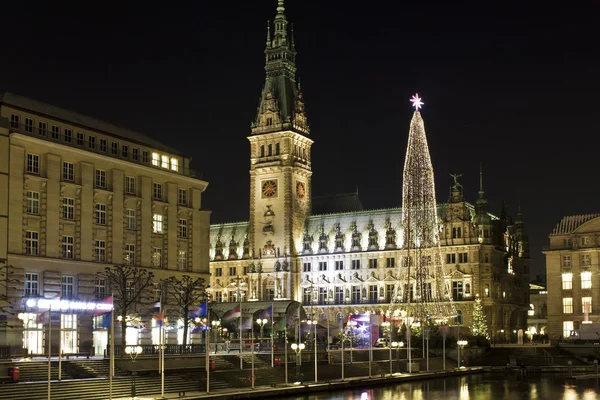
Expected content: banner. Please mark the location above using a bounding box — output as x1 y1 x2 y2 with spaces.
37 310 50 324
222 307 241 321
190 301 207 319
153 301 163 327
93 296 114 316
273 316 286 332
256 305 272 320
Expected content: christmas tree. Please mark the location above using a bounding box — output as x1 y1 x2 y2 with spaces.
471 296 489 339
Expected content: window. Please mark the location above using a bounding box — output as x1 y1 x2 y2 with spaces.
303 262 311 272
126 280 135 301
563 255 571 267
369 285 378 302
351 259 361 270
122 144 129 158
153 214 163 233
459 252 468 263
319 261 327 271
178 250 188 271
26 191 39 214
214 291 223 302
25 273 39 296
303 288 312 305
152 152 159 166
583 297 593 314
582 254 592 266
564 238 573 248
161 155 168 169
563 321 574 338
179 219 187 238
484 253 489 263
452 281 463 301
153 183 163 200
125 176 136 194
229 267 237 276
454 310 463 325
386 257 395 268
86 136 95 150
171 158 178 171
563 297 573 314
62 198 74 220
260 145 265 157
62 162 74 181
61 129 72 144
111 142 118 155
95 169 106 188
335 260 344 270
446 253 456 264
61 276 74 298
125 209 136 229
26 231 39 255
62 236 74 259
26 154 39 174
178 188 188 206
142 151 149 164
99 138 107 152
95 279 106 299
351 286 361 303
76 132 84 146
562 273 573 290
215 267 223 277
10 114 20 129
582 237 590 245
368 259 378 269
125 244 135 265
485 283 490 297
130 147 139 161
452 227 462 238
152 247 162 268
38 121 47 136
275 143 280 155
335 287 344 304
582 271 592 289
386 284 395 302
318 287 327 304
25 117 33 133
51 125 60 139
94 240 106 262
94 203 106 225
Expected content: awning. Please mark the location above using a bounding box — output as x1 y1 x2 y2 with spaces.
208 300 305 332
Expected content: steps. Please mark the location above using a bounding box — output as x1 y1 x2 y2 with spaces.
13 361 74 381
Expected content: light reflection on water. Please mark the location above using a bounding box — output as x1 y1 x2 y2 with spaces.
281 373 600 400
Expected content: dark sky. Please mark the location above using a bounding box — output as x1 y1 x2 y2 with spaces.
1 1 598 277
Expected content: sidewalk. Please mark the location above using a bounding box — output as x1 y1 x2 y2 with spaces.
107 367 484 400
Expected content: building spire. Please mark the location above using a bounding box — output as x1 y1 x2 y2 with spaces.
273 0 288 47
478 162 485 199
266 20 271 48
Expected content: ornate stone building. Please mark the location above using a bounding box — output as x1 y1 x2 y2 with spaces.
209 0 530 340
0 92 211 355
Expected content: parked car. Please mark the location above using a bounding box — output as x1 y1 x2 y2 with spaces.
374 338 390 348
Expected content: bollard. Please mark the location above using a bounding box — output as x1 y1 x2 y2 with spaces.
595 359 598 375
568 360 573 378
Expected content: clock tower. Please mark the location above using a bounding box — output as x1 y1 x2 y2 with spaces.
248 0 312 261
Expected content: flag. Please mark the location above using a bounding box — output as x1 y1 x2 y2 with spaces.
256 305 272 320
37 309 50 324
223 307 241 321
93 295 114 316
273 316 286 332
153 301 163 327
190 301 207 319
241 316 253 330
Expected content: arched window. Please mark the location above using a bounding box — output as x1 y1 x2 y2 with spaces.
275 143 280 155
260 145 265 157
268 144 272 156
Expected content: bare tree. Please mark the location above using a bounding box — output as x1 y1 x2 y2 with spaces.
100 265 155 350
163 275 207 346
0 262 19 317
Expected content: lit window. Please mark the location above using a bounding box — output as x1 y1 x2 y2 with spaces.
563 297 573 314
161 155 169 169
125 244 135 265
178 250 187 271
583 297 593 314
563 321 574 338
153 214 163 233
61 276 74 298
171 158 178 171
25 273 39 296
581 271 592 289
152 152 159 166
562 273 573 290
152 247 162 268
62 236 74 258
528 304 535 316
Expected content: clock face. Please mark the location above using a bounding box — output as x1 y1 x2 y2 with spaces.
261 180 278 198
296 181 306 199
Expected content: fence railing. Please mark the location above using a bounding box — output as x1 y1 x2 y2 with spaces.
111 344 206 357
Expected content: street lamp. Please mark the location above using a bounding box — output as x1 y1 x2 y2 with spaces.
307 319 318 382
256 318 268 352
390 341 404 375
125 345 143 399
211 320 221 353
457 340 468 368
291 343 305 383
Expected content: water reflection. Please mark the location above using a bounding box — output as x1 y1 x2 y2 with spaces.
282 373 600 400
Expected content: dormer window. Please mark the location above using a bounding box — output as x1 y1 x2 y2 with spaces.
152 153 160 166
171 158 178 172
266 117 273 126
161 155 169 169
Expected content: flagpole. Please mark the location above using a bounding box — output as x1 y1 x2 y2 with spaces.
284 314 288 385
47 305 51 400
58 309 62 382
160 293 164 399
238 277 243 370
206 309 210 393
271 301 274 368
109 294 114 400
251 321 254 389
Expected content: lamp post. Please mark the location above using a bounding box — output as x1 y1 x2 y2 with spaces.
307 319 318 382
125 345 142 399
256 318 268 353
291 343 305 383
457 340 468 368
211 320 221 353
391 341 404 374
389 341 398 376
347 320 357 363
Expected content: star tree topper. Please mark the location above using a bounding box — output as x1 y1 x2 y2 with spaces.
410 93 424 110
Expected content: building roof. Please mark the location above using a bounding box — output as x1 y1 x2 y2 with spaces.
0 92 184 156
311 192 365 215
550 213 600 236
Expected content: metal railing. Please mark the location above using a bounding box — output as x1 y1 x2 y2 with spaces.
111 344 206 357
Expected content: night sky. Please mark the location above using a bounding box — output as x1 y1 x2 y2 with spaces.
1 1 598 277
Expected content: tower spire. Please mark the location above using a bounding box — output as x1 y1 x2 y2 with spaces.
266 20 271 48
479 162 484 198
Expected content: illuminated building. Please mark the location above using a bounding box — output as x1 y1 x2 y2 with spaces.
208 0 530 339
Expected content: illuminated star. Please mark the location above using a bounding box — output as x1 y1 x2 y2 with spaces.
410 93 424 110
